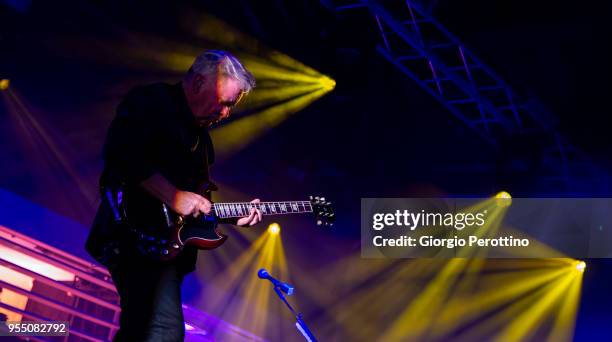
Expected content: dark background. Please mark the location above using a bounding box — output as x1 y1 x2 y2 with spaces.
1 0 611 339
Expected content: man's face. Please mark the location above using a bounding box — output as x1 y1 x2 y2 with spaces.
189 73 244 127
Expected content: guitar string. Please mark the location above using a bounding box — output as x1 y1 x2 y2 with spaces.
211 201 317 218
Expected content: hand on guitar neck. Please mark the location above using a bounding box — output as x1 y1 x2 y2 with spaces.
222 198 263 227
140 173 262 226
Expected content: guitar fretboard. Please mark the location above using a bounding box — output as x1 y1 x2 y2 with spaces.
212 201 313 219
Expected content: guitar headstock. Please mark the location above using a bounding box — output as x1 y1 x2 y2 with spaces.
310 196 335 226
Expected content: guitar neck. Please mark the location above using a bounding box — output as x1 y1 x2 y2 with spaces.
212 201 313 219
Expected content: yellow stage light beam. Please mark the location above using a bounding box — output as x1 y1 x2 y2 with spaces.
380 258 471 340
319 259 440 340
308 194 582 341
428 199 575 340
238 55 327 84
0 79 9 90
306 259 419 337
235 236 275 335
451 201 513 294
380 198 511 340
494 268 578 342
211 87 331 159
233 226 288 337
454 267 573 341
202 232 271 312
55 31 330 101
480 258 576 272
547 268 583 342
435 249 581 341
72 33 326 88
275 234 289 280
456 199 508 258
435 265 570 337
316 195 582 342
52 17 335 163
241 82 324 111
195 219 289 338
317 259 578 341
293 257 402 321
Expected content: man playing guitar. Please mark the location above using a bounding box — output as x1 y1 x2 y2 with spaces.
86 50 262 341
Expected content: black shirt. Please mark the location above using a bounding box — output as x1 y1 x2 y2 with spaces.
86 82 214 274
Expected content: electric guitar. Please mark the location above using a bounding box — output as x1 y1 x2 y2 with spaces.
104 183 335 261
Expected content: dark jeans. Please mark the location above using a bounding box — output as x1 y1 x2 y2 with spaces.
109 253 186 342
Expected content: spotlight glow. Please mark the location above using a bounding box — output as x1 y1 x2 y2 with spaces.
575 261 586 273
268 223 280 235
494 191 512 208
495 191 512 199
0 79 9 90
319 76 336 90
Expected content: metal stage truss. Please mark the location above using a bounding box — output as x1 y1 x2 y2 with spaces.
321 0 603 191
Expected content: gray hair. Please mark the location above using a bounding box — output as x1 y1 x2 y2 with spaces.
189 50 256 93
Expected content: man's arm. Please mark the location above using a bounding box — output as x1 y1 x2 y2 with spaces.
140 173 211 217
140 174 262 225
103 87 209 218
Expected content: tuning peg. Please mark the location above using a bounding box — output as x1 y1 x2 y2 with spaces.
320 197 326 202
316 219 322 226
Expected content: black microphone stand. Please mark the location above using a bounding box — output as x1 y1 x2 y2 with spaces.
272 285 318 342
